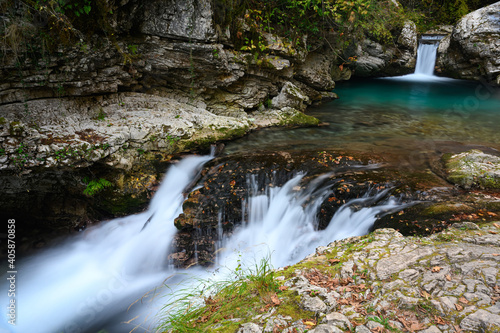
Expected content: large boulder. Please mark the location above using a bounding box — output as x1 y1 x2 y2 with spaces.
354 39 394 76
445 149 500 189
440 2 500 84
294 53 335 91
352 21 418 77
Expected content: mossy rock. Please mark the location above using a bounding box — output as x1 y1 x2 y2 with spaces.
278 107 320 127
444 149 500 190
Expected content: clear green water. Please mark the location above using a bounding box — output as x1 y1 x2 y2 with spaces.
225 77 500 166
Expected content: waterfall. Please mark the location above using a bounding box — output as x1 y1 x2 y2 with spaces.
414 42 439 76
382 34 446 82
1 155 408 333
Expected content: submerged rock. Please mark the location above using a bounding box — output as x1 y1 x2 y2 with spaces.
445 149 500 190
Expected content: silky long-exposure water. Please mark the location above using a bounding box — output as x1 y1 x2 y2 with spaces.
3 37 500 333
1 155 406 333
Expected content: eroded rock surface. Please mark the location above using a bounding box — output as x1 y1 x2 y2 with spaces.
439 2 500 84
206 223 500 332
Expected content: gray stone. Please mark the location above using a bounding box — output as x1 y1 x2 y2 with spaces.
264 315 291 333
398 20 418 55
460 309 500 332
487 303 500 315
399 268 420 282
377 247 434 279
354 325 371 333
418 325 442 333
238 323 263 333
301 295 327 313
308 324 342 333
271 82 310 112
441 2 500 84
445 150 500 189
366 319 384 330
294 53 335 91
321 312 352 330
439 296 458 313
451 222 479 230
141 0 215 41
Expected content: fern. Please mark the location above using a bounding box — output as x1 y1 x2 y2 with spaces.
83 178 112 196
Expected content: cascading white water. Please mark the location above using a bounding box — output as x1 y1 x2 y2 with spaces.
414 42 439 76
1 155 213 333
382 35 448 83
1 156 407 333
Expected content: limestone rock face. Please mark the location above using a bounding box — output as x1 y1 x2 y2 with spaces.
354 39 394 77
440 2 500 84
398 20 418 54
271 82 310 111
353 29 417 77
141 0 215 41
294 53 335 90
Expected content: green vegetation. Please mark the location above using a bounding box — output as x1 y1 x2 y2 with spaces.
82 177 112 196
398 0 497 28
216 0 406 60
156 257 283 332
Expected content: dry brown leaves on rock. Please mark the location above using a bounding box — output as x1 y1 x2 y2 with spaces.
431 266 443 273
458 296 469 304
303 319 316 329
397 312 425 332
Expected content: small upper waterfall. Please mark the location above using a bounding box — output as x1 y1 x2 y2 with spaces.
414 35 445 76
382 34 447 83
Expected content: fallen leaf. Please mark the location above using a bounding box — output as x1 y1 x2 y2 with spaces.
453 323 463 332
488 213 498 217
492 254 500 256
459 297 469 304
489 230 498 234
432 266 443 273
446 274 452 281
409 322 426 331
435 315 447 325
329 259 341 264
421 290 431 300
278 286 289 291
270 293 281 306
455 303 464 311
303 321 315 327
493 222 500 228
